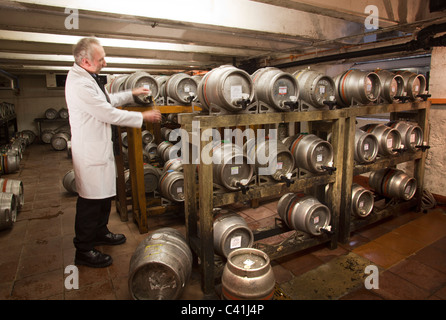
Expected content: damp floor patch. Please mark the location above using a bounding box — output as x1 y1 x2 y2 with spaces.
279 252 378 300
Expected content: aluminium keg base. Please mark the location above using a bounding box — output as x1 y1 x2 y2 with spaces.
300 100 329 112
257 100 298 113
212 176 256 194
257 169 298 186
205 101 258 115
166 97 192 107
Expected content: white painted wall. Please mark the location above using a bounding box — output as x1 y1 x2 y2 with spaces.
0 74 67 139
424 47 446 197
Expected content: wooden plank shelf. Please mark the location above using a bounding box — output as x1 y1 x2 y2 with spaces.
348 198 418 234
178 108 345 295
213 173 336 207
353 151 423 176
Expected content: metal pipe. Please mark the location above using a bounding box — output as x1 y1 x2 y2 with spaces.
274 23 446 69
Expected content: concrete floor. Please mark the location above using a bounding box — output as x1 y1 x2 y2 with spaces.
1 142 446 301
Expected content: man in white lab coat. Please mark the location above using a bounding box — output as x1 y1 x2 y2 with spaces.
65 37 161 268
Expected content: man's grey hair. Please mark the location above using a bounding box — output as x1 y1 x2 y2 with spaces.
73 37 101 65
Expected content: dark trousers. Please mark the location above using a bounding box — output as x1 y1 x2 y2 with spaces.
73 196 113 252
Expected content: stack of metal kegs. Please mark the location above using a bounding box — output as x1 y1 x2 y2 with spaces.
335 68 427 221
191 64 428 112
1 130 36 175
333 69 428 107
40 107 71 151
0 129 30 231
106 72 160 105
357 118 424 207
191 65 342 114
118 126 185 204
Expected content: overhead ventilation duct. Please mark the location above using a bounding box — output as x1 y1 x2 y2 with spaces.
273 23 446 69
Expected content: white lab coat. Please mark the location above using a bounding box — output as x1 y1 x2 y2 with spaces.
65 63 143 199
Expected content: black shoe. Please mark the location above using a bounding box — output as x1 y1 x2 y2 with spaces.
75 249 113 268
94 232 126 246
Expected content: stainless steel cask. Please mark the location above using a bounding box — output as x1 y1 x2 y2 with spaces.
369 168 417 200
277 193 331 236
360 123 402 156
334 69 381 107
375 70 405 103
211 141 254 191
351 183 374 218
354 128 379 163
386 121 423 152
128 228 193 300
213 208 254 258
198 65 255 113
221 248 275 300
252 67 299 111
293 69 336 109
289 134 334 173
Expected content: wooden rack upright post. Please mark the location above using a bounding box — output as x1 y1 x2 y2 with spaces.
115 105 196 233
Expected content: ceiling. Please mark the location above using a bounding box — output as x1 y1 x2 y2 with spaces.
0 0 445 78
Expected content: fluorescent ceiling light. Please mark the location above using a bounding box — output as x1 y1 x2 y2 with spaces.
0 30 264 56
0 52 205 67
0 65 183 73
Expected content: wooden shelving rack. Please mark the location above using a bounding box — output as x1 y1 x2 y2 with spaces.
115 104 195 233
178 109 346 295
118 99 430 294
338 100 430 243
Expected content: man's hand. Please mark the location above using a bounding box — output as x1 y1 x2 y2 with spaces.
132 87 151 96
141 109 162 123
